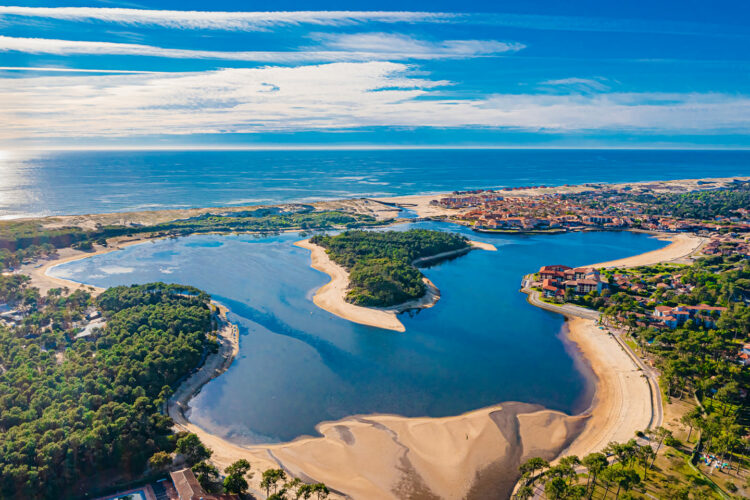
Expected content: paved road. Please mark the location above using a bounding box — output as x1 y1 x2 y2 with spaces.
520 279 664 431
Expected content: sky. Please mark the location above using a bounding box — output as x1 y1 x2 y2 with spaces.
1 0 750 149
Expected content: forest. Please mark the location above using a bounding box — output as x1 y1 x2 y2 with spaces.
310 229 469 306
0 282 215 499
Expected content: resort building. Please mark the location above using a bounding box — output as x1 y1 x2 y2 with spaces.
538 266 608 297
652 304 727 329
170 468 239 500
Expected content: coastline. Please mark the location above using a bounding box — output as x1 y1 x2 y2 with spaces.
590 232 706 268
294 238 496 332
24 236 152 296
22 219 699 499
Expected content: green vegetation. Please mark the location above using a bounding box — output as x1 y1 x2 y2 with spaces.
0 207 382 262
0 282 215 499
516 431 728 500
638 183 750 220
311 229 470 307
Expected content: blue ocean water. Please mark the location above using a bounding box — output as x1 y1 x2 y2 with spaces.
1 149 748 218
51 222 667 443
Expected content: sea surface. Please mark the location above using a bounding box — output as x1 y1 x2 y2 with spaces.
51 222 668 444
2 149 749 218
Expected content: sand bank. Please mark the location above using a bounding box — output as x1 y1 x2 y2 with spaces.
294 239 496 332
591 232 706 269
22 236 151 296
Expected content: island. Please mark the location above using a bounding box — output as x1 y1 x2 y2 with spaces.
296 229 496 331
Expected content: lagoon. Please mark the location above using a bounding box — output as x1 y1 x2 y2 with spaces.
50 223 668 443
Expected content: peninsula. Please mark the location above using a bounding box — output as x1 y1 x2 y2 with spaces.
296 229 496 331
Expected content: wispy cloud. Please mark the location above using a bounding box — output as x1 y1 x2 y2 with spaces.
539 77 610 92
0 66 165 73
0 7 456 30
2 63 748 142
0 6 743 38
0 35 523 62
314 32 524 57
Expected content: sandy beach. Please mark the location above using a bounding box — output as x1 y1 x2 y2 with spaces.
294 238 496 332
591 232 706 269
22 236 151 296
22 214 704 499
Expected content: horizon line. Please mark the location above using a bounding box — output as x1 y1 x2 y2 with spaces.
7 145 750 152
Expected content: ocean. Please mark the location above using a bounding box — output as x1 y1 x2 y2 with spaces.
2 148 749 218
51 223 667 443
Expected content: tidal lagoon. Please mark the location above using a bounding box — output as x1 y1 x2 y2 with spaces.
50 222 668 444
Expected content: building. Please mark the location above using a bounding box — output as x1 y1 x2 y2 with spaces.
169 469 239 500
652 304 727 329
538 265 608 297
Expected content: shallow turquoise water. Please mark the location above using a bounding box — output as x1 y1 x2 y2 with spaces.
51 223 667 443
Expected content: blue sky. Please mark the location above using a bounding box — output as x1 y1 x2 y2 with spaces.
2 0 749 148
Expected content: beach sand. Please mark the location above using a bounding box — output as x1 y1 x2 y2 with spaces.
294 239 496 332
558 317 653 458
590 232 706 269
25 220 701 499
22 236 151 296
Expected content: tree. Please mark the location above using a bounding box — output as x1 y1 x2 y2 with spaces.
649 427 672 468
176 433 212 465
148 451 172 470
545 477 568 500
192 461 219 491
681 407 703 443
635 445 655 479
223 459 252 494
312 483 330 500
261 468 288 496
582 452 608 495
518 456 549 483
514 485 534 499
223 473 249 495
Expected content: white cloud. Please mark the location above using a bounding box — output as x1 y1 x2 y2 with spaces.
0 7 455 30
314 32 524 56
1 62 748 142
540 77 610 92
0 35 523 62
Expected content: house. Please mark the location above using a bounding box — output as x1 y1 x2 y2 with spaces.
652 304 727 329
170 468 239 500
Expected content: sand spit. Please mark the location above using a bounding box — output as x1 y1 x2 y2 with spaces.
591 232 706 269
294 239 496 332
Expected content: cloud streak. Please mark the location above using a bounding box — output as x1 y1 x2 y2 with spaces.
2 63 748 142
0 7 456 30
0 35 523 62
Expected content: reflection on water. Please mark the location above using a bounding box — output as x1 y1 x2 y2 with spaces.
51 222 667 443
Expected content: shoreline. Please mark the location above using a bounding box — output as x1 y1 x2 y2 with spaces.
294 238 496 332
22 219 700 498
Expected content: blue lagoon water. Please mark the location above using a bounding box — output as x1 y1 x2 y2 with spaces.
51 222 668 443
2 149 749 218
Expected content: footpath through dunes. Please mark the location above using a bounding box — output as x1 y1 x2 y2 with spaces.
294 238 496 332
